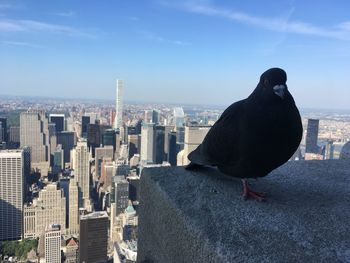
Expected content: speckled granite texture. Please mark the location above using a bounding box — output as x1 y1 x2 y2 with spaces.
137 160 350 263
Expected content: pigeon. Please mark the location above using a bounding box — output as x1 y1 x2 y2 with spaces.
186 68 303 201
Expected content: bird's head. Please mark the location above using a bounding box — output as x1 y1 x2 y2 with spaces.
259 68 288 100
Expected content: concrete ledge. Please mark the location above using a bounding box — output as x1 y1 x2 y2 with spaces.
137 160 350 263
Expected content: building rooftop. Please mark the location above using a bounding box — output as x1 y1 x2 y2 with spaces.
80 211 108 220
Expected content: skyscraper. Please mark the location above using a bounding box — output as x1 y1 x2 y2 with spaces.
71 139 90 208
114 79 124 130
49 114 65 133
20 110 50 165
68 178 79 235
168 131 177 166
140 123 155 163
0 149 29 240
305 119 320 154
115 177 129 216
79 211 108 263
45 224 61 263
173 107 185 129
57 131 76 164
154 125 165 164
182 125 211 165
81 116 90 138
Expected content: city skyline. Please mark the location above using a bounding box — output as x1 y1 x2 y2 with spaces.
0 1 349 109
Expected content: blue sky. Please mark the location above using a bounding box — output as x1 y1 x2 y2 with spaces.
0 0 350 109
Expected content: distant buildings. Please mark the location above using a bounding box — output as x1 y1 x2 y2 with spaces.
0 149 30 241
79 211 108 263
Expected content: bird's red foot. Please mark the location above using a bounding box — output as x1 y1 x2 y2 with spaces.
241 179 265 202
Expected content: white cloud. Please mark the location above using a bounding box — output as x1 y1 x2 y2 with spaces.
1 40 44 48
0 19 94 37
54 11 76 17
141 30 191 46
173 1 350 41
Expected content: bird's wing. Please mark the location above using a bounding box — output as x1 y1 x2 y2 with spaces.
188 99 246 165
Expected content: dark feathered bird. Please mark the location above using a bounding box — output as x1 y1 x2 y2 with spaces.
186 68 303 201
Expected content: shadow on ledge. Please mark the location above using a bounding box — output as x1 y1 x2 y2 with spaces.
137 160 350 263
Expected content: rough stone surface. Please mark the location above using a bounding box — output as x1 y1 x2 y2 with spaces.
137 160 350 263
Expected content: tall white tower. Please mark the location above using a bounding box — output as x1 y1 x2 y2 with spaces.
114 79 123 130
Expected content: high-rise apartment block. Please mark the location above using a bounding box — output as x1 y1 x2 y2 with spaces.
114 79 124 130
0 149 29 240
45 224 61 263
79 211 108 263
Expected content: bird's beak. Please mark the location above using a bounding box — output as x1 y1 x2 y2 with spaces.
273 85 285 99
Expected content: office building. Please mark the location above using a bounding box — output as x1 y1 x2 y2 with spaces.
154 125 165 164
323 140 335 160
71 139 90 208
23 183 66 238
52 144 64 175
182 125 211 165
65 237 79 263
128 134 139 159
114 79 124 130
140 123 155 163
95 146 114 178
115 177 129 216
0 149 29 240
0 117 7 142
168 131 177 166
87 123 101 151
49 114 65 133
68 178 79 235
20 110 50 165
81 116 90 138
173 107 185 129
152 109 159 124
9 126 20 144
305 119 319 154
164 126 175 161
45 224 61 263
103 129 119 153
79 211 108 263
57 131 76 164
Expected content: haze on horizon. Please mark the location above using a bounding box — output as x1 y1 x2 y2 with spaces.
0 0 350 109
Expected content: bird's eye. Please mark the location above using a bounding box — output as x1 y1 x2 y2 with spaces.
263 78 269 87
